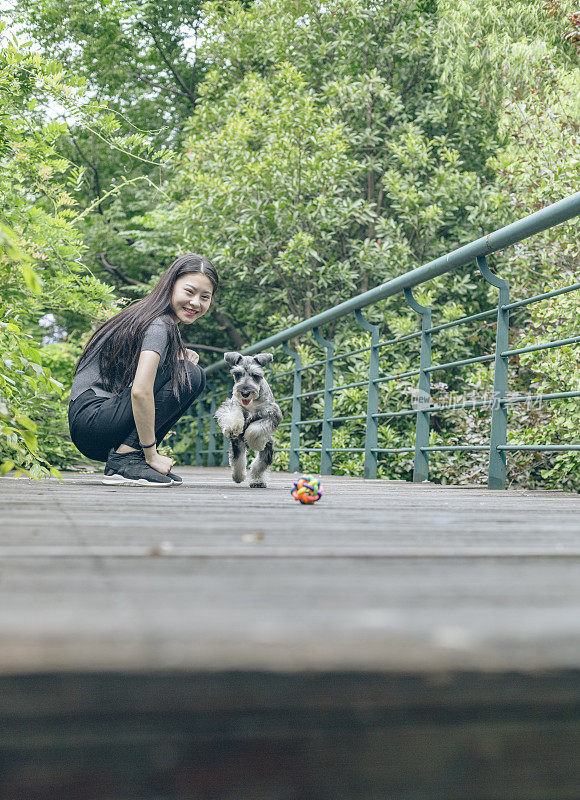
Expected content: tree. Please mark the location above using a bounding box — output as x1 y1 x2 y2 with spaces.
429 0 580 489
0 24 156 475
13 0 209 290
138 0 503 352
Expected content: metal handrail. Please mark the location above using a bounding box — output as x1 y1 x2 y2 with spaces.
179 191 580 489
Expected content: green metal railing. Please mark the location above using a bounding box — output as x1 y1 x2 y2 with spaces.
177 191 580 489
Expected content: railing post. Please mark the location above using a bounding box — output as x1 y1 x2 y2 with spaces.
173 418 191 465
207 383 218 467
355 309 380 479
404 288 432 482
283 341 302 473
195 398 205 467
312 327 335 475
477 255 509 490
216 373 231 467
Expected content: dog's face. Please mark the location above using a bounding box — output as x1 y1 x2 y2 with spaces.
224 352 273 408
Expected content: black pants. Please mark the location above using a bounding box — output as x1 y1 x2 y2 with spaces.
68 362 205 462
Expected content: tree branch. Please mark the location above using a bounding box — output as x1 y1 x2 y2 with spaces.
183 342 228 353
188 20 201 94
97 253 142 286
127 69 195 101
211 308 246 349
65 124 96 171
276 271 302 318
138 21 197 105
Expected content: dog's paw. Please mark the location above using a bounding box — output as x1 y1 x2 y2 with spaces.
232 470 246 484
244 430 269 451
224 422 244 439
249 480 267 488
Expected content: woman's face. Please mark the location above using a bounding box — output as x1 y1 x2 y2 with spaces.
170 272 214 324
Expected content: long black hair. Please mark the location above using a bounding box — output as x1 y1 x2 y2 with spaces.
75 254 219 397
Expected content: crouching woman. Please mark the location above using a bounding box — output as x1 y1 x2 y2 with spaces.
68 253 218 486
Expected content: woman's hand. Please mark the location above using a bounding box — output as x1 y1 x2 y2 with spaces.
144 451 174 475
185 348 199 365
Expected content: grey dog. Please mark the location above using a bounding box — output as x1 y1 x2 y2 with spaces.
215 352 282 487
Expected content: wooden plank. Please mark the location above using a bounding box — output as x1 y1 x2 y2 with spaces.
0 468 579 673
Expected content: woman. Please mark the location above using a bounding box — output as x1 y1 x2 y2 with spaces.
68 253 217 486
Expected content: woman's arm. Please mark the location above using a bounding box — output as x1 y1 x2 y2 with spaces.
131 350 173 475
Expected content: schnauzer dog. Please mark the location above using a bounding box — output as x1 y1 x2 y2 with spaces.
215 352 282 488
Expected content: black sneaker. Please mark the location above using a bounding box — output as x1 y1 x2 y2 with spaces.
102 449 173 487
167 470 183 485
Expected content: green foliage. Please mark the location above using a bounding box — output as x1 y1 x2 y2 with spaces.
139 61 364 334
0 289 69 479
13 0 207 289
430 0 580 487
138 0 503 357
0 28 139 476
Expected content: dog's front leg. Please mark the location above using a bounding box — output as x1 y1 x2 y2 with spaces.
244 420 274 452
249 440 274 488
229 436 247 483
215 398 245 439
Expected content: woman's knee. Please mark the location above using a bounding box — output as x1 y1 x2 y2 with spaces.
184 362 206 398
69 430 110 463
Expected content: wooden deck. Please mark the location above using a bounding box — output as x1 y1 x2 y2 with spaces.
1 467 579 798
1 467 579 673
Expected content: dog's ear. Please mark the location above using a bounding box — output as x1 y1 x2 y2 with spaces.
224 352 243 366
253 353 273 367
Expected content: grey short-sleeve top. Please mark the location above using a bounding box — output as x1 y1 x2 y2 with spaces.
69 317 170 402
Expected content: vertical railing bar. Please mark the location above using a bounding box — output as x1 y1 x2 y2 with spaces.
184 417 194 466
173 420 188 465
194 398 205 467
209 374 231 468
404 288 432 482
312 327 335 475
207 383 217 467
355 309 380 479
282 341 302 473
477 255 510 489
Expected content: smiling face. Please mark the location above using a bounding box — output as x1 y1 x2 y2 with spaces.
170 272 214 324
